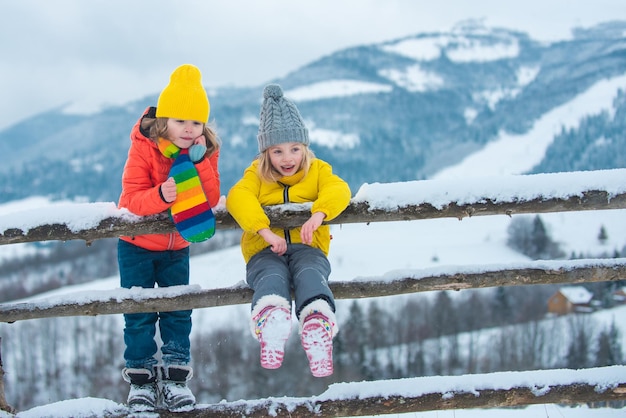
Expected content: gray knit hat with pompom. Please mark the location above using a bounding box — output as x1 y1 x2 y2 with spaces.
257 84 309 152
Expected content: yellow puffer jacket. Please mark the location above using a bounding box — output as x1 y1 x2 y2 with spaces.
226 158 351 263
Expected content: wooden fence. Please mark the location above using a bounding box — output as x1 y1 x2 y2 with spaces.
1 169 625 417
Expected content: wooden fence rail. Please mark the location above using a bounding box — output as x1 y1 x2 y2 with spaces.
1 169 625 246
1 258 625 323
92 366 626 418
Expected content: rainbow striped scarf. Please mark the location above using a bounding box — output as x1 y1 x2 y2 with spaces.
159 138 215 242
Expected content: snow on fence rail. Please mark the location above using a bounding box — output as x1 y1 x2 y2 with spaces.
0 169 625 246
1 169 626 415
1 258 625 323
54 366 625 418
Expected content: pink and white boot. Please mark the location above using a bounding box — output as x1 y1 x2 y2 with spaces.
299 300 338 378
252 301 292 370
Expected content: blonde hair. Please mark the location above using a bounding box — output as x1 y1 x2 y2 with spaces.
143 116 221 157
257 146 315 183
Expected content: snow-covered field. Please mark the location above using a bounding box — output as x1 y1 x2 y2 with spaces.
1 198 625 417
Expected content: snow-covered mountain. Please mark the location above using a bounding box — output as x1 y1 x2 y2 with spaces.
0 20 625 203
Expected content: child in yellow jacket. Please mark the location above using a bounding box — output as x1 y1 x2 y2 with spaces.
227 84 351 377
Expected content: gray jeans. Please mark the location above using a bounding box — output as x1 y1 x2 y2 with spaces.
246 244 335 318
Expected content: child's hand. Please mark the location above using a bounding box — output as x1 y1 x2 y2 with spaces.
301 212 326 245
258 228 287 255
161 177 177 203
194 135 207 147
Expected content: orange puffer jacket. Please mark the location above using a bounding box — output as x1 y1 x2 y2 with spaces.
118 107 220 251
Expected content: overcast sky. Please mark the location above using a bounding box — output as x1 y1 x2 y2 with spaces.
1 0 625 130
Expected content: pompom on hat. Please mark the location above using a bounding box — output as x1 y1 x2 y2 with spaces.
156 64 210 124
257 84 309 152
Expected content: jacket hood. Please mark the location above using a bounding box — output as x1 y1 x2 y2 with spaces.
130 106 159 148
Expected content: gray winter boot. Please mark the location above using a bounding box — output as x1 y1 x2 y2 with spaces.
122 367 158 412
160 365 196 412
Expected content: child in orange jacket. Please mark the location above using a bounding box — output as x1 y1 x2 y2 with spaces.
117 64 220 412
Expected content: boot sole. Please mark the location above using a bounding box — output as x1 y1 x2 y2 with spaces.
301 319 333 377
259 308 292 369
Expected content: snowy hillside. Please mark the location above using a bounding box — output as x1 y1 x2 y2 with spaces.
432 74 626 179
2 215 625 416
1 170 625 416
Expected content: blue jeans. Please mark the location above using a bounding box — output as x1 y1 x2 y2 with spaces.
118 239 192 369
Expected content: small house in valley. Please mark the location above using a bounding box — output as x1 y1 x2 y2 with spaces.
547 286 594 315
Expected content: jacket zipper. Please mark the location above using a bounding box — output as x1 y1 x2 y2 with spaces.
280 182 291 244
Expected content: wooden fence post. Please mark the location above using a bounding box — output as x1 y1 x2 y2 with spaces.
0 337 15 414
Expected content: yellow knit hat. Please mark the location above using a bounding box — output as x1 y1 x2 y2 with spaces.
156 64 210 123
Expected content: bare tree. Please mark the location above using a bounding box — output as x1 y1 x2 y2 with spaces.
565 315 595 369
595 320 623 367
518 320 546 370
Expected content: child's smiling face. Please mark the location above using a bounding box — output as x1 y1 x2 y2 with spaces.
267 142 304 177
